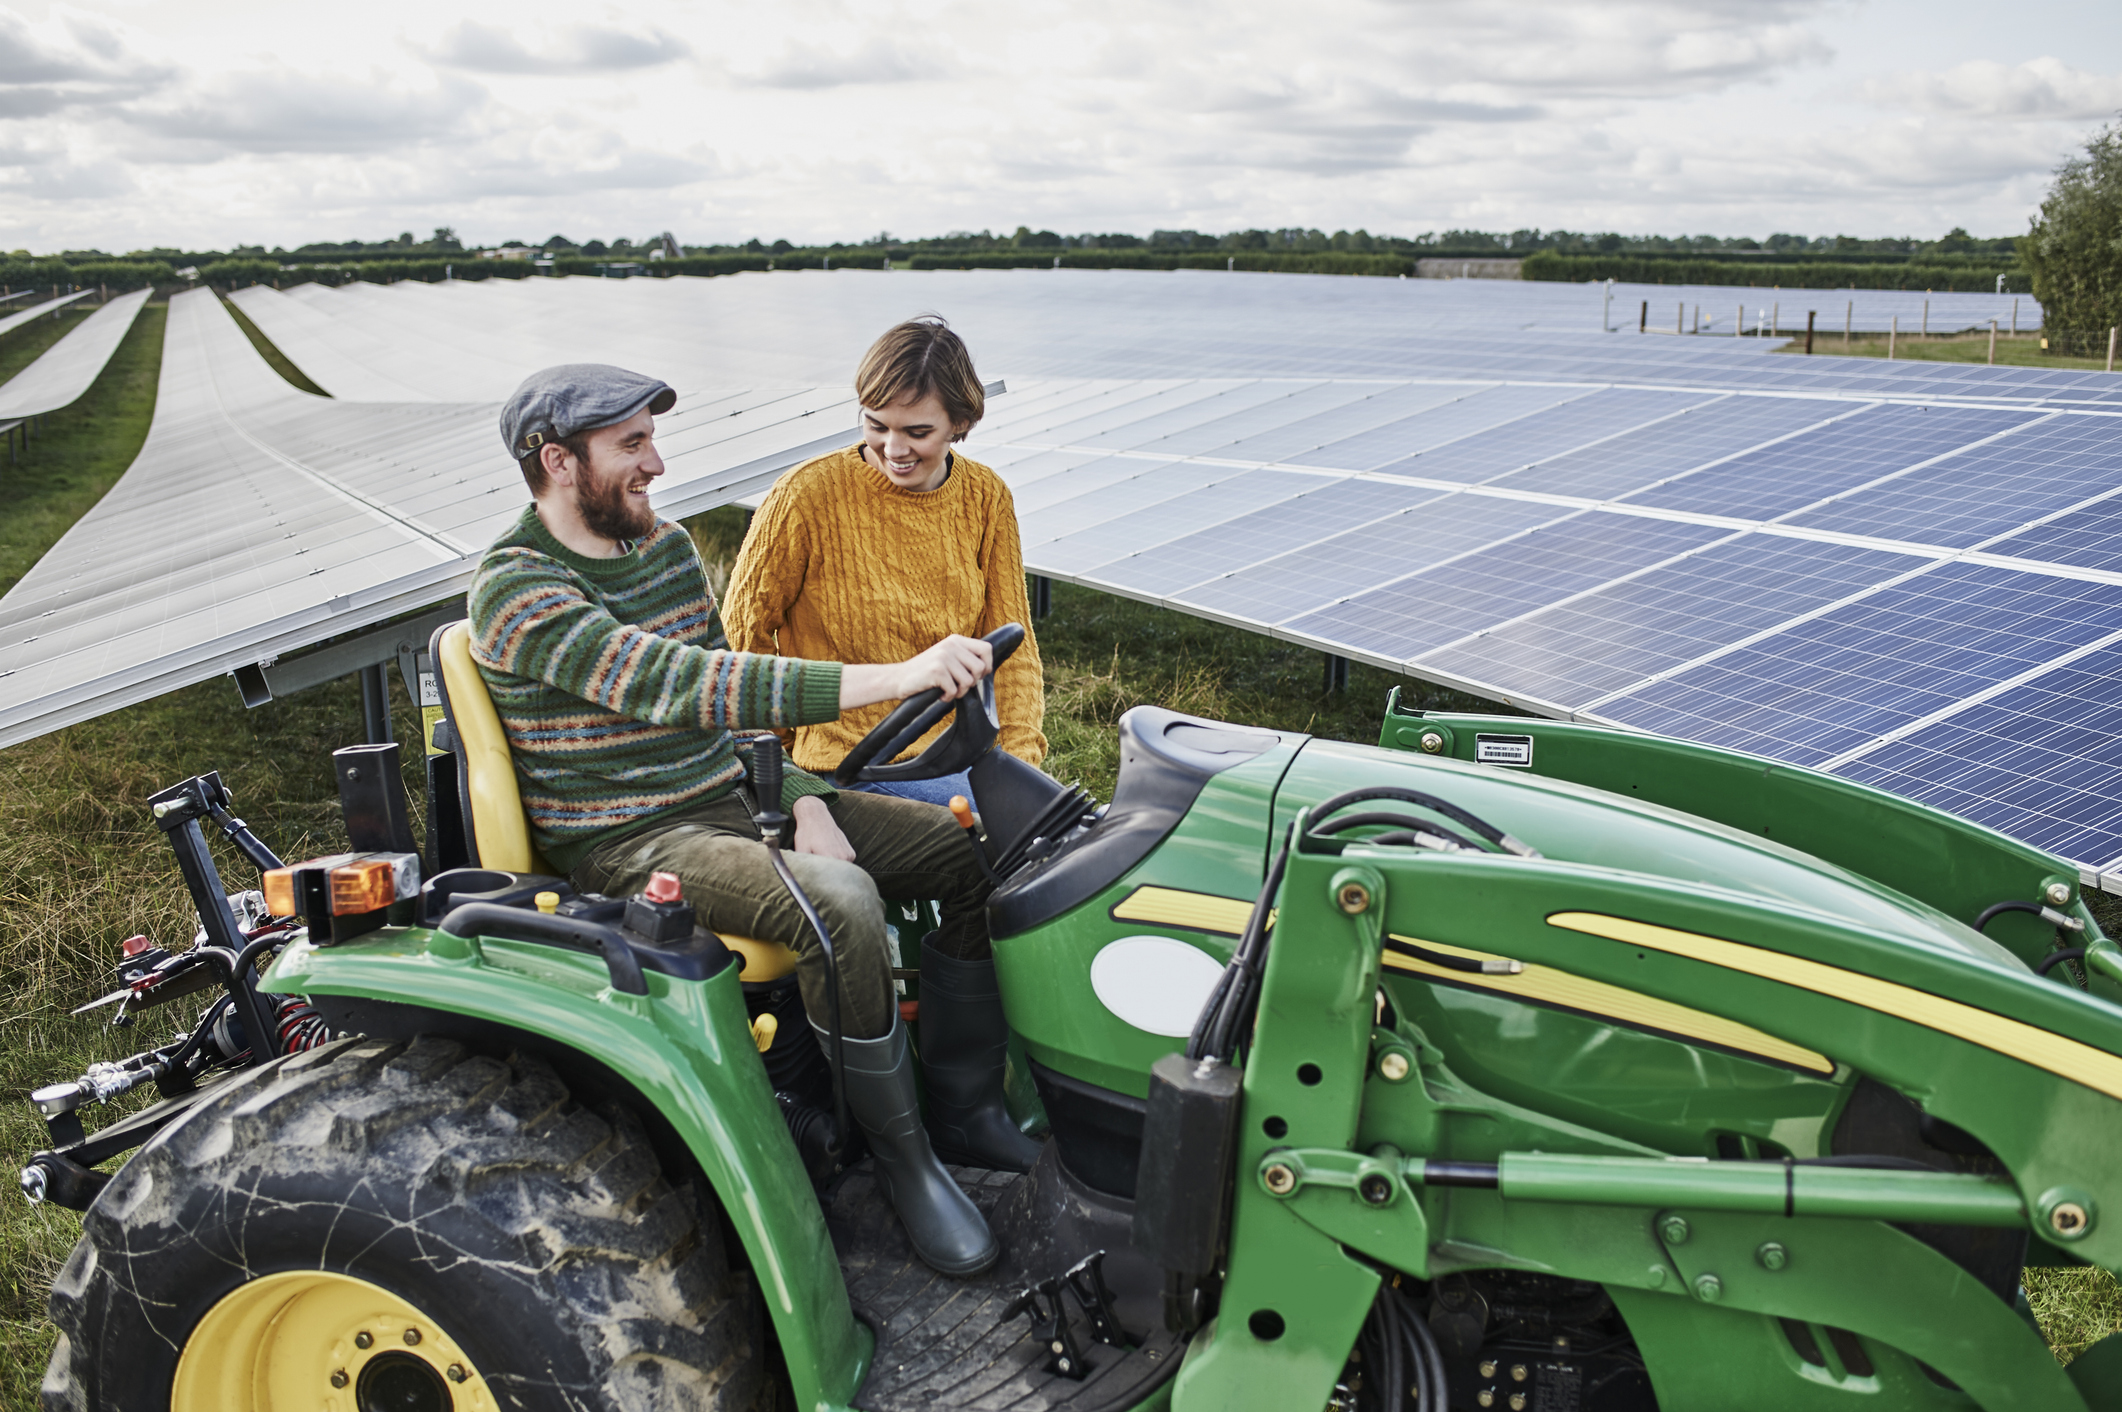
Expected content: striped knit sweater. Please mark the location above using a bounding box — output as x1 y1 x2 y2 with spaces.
469 505 842 873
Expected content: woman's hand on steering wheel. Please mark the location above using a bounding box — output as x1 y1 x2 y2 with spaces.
839 633 994 710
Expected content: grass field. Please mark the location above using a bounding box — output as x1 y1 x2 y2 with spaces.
1777 327 2116 371
0 298 2119 1400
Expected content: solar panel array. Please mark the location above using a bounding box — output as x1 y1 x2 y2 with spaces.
961 374 2122 885
231 271 2104 410
0 288 856 747
0 290 151 422
0 289 94 340
12 270 2122 893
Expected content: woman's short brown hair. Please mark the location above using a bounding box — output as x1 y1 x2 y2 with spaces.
854 316 984 441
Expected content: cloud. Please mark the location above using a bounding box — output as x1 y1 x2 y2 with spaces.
121 68 491 157
1862 58 2122 122
427 20 691 74
720 35 940 89
0 5 171 109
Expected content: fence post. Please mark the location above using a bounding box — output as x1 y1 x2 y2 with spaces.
1988 320 1997 366
1603 279 1612 332
1639 300 1647 333
1771 302 1779 338
1922 297 1929 337
1735 303 1742 338
1805 310 1815 355
2012 298 2019 336
1889 315 1897 361
1845 300 1852 344
2110 327 2118 374
1675 302 1682 335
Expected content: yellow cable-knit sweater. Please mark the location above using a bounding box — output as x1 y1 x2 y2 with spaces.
722 444 1047 774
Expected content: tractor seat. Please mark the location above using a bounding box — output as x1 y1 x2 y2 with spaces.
430 620 800 983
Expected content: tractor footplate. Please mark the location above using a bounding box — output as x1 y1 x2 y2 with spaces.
828 1163 1182 1412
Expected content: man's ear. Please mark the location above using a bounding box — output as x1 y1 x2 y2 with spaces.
539 440 579 487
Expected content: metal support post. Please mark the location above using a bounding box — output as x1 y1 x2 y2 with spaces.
1638 300 1647 334
2110 327 2118 374
1805 310 1815 355
1889 316 1897 361
1322 654 1349 694
1988 320 1998 366
358 662 392 745
1029 574 1052 620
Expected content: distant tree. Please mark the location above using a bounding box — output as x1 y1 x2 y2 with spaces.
396 232 414 246
1594 233 1624 253
542 234 576 252
769 239 792 255
432 227 462 251
2022 120 2122 351
581 240 609 256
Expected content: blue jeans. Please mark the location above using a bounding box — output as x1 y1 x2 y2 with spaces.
844 770 975 810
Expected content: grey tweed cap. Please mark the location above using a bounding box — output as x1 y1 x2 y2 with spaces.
501 364 676 460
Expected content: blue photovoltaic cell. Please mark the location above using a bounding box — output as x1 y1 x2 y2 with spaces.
1488 394 1850 502
1172 494 1570 626
1071 380 1334 452
1833 639 2122 867
1013 454 1189 516
1285 511 1732 662
1202 382 1481 464
1297 384 1594 472
1417 535 1930 707
1133 381 1387 457
1781 414 2122 549
1381 387 1714 484
1016 382 1243 449
1020 460 1231 543
1593 562 2122 769
1098 477 1445 598
1618 402 2041 521
1038 469 1317 576
987 446 1122 492
1966 495 2122 573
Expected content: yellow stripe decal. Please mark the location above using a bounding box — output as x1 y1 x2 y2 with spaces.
1112 886 1255 937
1384 936 1834 1075
1550 911 2122 1104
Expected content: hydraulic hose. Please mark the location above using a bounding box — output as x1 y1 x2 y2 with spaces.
748 739 850 1152
1974 899 2084 934
2037 947 2089 977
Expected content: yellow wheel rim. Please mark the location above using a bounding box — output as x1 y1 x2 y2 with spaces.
171 1270 496 1412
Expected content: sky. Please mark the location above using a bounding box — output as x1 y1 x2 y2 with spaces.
3 0 2119 254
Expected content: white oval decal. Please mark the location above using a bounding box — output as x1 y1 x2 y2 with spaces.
1089 935 1227 1038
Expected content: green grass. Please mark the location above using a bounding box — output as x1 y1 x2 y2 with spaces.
3 319 2122 1400
1776 328 2115 371
223 296 328 396
0 303 164 599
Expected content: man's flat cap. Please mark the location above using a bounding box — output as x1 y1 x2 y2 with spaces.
501 364 677 459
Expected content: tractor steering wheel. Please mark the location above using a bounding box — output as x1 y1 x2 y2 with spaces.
831 625 1025 787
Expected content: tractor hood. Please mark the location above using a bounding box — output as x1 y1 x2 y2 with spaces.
1273 738 2028 973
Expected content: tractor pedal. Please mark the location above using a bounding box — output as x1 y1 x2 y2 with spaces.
1062 1249 1134 1347
1002 1277 1091 1380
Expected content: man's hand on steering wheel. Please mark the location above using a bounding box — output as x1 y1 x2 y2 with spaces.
838 634 994 710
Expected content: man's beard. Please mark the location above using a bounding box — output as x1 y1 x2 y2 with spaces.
576 466 656 543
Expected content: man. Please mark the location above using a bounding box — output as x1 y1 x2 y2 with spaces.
468 364 1024 1276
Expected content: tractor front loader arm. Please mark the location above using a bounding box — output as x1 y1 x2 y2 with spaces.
1169 822 2122 1411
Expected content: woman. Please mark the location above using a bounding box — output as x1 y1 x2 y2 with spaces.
724 316 1046 803
723 316 1046 1175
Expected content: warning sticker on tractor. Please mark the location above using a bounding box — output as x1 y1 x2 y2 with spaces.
1475 733 1535 767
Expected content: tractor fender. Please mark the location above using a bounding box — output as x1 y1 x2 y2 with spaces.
263 929 872 1412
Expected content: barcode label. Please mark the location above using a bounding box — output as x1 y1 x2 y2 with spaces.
1475 733 1534 767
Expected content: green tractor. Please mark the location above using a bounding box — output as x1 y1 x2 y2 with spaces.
21 619 2122 1411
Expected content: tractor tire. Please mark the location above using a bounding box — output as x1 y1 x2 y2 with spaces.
42 1034 781 1412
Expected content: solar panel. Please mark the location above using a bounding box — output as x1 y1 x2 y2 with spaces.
1373 387 1715 484
0 290 150 421
1985 499 2122 574
1588 563 2122 768
1096 477 1444 598
1487 394 1858 501
1833 640 2122 870
0 290 93 340
1282 512 1734 661
1619 402 2045 520
1417 534 1932 707
1782 416 2122 549
1035 468 1322 575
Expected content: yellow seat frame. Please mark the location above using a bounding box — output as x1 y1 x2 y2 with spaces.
433 621 798 983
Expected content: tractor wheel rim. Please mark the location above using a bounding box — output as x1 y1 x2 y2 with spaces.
171 1270 493 1412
